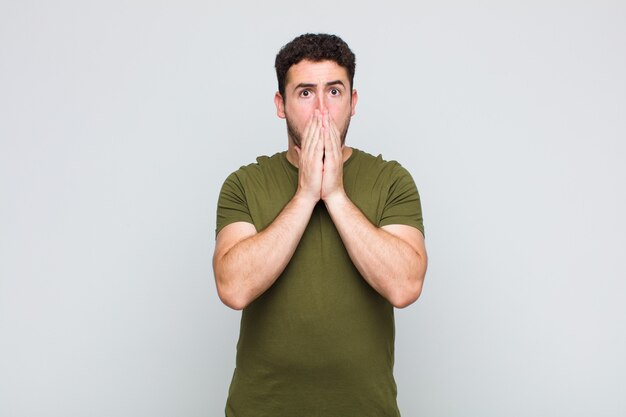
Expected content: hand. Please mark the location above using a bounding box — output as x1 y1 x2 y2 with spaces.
295 110 324 203
321 112 346 202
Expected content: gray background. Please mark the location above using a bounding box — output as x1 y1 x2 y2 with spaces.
1 1 625 416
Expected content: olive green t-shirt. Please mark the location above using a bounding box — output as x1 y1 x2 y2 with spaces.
216 148 424 417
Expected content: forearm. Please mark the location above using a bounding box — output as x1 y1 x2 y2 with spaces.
324 192 427 308
214 193 317 309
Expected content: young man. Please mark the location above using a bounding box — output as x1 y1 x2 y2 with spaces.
213 33 427 416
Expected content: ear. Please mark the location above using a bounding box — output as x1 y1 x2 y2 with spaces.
350 89 358 116
274 92 286 119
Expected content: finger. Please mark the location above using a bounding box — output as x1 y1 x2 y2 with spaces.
321 108 328 130
321 111 331 150
301 112 316 150
305 110 322 153
321 122 329 158
309 111 323 155
323 117 338 157
328 113 341 145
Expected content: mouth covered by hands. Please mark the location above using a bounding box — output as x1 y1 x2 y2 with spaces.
294 109 345 204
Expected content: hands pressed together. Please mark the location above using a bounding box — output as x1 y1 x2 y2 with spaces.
294 109 346 204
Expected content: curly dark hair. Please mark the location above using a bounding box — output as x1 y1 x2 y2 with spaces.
275 33 356 99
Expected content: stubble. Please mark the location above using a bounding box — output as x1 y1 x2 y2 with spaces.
286 114 351 149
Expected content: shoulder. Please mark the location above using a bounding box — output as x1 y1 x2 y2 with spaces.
349 148 412 180
223 152 287 184
231 152 285 175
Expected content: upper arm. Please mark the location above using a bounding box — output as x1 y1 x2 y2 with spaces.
381 224 427 260
213 221 257 263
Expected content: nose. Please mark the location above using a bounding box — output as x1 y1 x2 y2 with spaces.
315 93 327 113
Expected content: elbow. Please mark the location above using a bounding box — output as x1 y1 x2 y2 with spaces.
213 255 251 310
389 267 426 309
219 294 248 311
216 282 250 311
214 271 251 311
389 282 423 309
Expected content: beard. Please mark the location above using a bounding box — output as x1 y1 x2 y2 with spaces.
286 114 351 148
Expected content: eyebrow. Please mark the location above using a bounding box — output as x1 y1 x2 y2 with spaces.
292 80 346 92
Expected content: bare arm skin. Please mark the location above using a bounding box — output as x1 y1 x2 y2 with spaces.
321 112 428 308
213 112 324 310
213 195 316 310
324 195 428 308
214 109 427 310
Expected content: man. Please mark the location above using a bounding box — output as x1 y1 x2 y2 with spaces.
213 33 427 416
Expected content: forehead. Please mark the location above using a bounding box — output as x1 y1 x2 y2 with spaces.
285 60 349 87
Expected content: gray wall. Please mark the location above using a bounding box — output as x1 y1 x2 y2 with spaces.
1 1 624 416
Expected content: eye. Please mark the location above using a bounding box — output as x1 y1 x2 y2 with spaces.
330 88 340 96
300 90 311 97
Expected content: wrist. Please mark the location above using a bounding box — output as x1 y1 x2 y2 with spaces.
322 188 348 208
293 189 320 209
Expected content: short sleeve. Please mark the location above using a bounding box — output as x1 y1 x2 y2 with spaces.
215 172 254 237
379 165 425 236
